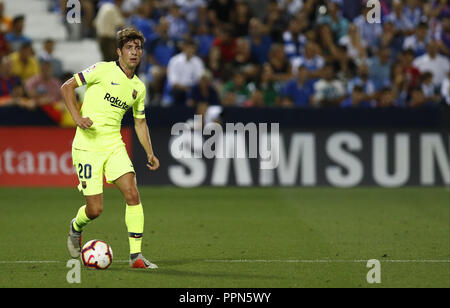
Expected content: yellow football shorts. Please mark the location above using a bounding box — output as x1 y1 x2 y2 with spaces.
72 146 135 196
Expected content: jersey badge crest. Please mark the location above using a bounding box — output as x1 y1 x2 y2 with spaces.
85 64 97 73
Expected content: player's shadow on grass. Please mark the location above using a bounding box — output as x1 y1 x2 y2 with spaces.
156 259 206 267
129 259 281 280
136 268 280 280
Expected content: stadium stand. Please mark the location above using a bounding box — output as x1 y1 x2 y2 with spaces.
0 0 449 126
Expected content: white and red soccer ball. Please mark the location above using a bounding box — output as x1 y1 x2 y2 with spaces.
81 240 113 270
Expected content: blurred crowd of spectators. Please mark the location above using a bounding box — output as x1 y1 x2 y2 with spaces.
0 0 75 125
83 0 450 109
1 0 450 125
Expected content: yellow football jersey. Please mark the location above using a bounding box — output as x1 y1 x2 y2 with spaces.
72 61 146 151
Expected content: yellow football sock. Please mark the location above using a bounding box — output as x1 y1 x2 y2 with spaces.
73 205 91 232
125 203 144 255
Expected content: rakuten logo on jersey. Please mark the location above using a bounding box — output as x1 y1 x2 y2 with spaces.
104 93 129 110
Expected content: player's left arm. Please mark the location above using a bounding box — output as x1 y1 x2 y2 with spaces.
134 117 159 171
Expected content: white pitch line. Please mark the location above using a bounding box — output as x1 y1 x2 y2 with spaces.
0 259 449 264
0 260 130 264
203 259 450 264
0 261 60 264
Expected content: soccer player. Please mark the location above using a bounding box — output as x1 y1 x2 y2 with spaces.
61 27 160 269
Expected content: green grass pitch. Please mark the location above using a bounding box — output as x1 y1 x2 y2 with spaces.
0 187 448 288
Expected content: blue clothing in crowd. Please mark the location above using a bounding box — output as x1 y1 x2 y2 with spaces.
188 84 220 106
282 79 315 107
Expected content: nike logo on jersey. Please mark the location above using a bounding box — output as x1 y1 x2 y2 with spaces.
111 82 120 86
104 93 129 110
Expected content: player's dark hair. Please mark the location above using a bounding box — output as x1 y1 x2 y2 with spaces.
116 27 145 50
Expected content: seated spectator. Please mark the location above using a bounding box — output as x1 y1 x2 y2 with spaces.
255 64 281 107
420 71 441 105
0 0 12 33
317 22 338 59
0 56 22 106
212 24 237 63
291 42 325 80
206 43 224 81
267 43 293 83
187 70 220 113
187 70 220 126
24 60 62 106
384 0 416 35
352 3 383 51
167 39 205 105
207 0 236 26
403 0 423 30
437 16 450 56
231 37 259 83
25 60 65 124
231 1 252 37
194 23 215 61
283 17 307 60
128 0 158 47
403 22 430 57
341 85 374 108
281 65 315 108
9 42 40 82
441 71 450 105
244 89 265 108
191 4 210 29
369 48 392 91
277 0 303 18
147 17 178 68
316 1 349 42
264 0 289 43
347 63 376 97
248 18 272 65
377 87 400 108
222 70 251 107
312 64 346 107
409 88 434 108
0 83 31 109
339 23 368 64
377 0 392 19
245 0 271 21
5 15 32 52
121 0 143 18
0 55 20 90
390 63 409 107
38 38 64 79
377 21 404 59
166 4 189 40
146 17 179 104
0 31 10 59
402 49 421 91
414 41 450 90
176 0 206 25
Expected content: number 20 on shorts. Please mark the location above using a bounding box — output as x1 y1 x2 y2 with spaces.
77 163 92 179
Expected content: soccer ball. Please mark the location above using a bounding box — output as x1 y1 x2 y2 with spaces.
81 240 113 270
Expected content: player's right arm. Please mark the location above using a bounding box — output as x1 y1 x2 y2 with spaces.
61 77 93 130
